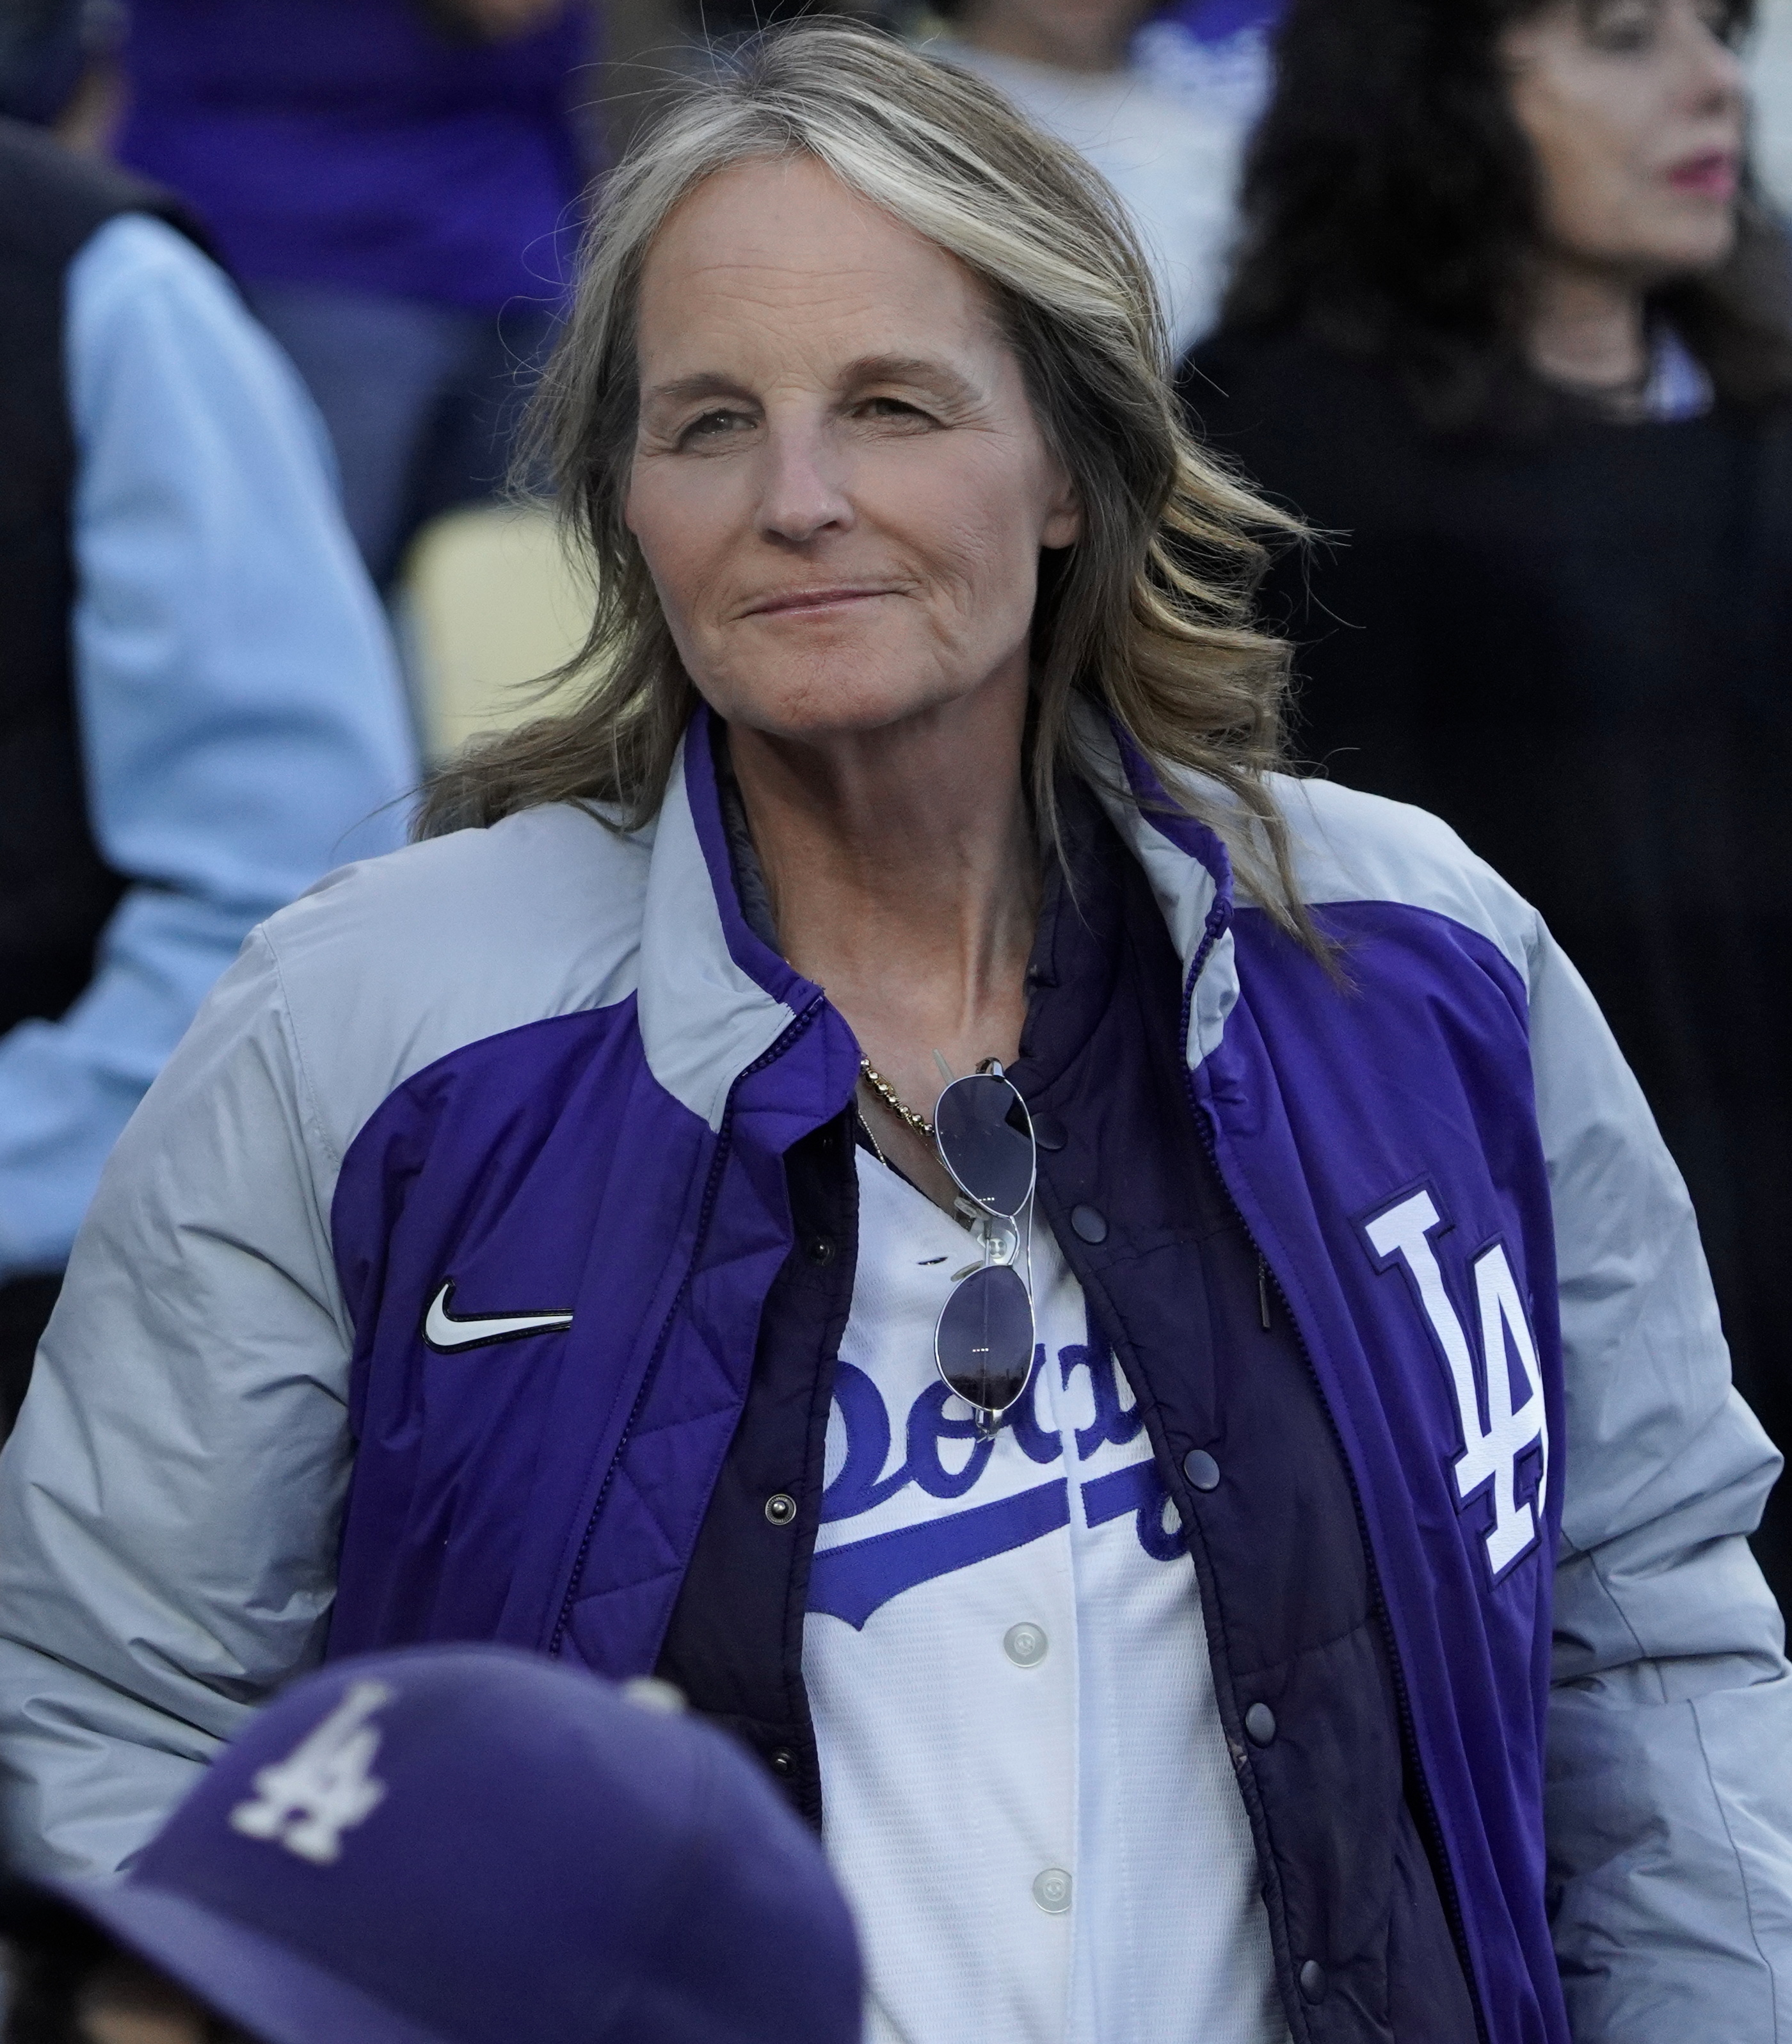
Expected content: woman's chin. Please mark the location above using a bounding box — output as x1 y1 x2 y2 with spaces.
700 666 999 748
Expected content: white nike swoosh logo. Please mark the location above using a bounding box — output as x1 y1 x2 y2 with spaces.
422 1282 574 1352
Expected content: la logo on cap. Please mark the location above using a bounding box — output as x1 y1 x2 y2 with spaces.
228 1680 392 1865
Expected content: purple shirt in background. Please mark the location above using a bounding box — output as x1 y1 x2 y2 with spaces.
1160 0 1284 36
116 0 591 312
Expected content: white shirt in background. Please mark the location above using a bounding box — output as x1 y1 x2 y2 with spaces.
804 1148 1288 2044
929 36 1267 356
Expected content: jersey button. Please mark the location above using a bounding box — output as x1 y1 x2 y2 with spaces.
1299 1960 1328 2004
1244 1702 1277 1746
1032 1867 1073 1914
764 1492 797 1526
1004 1623 1048 1668
805 1235 837 1266
769 1748 796 1779
1070 1205 1108 1244
1183 1449 1221 1492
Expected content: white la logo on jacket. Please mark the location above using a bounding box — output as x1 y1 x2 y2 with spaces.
1366 1189 1551 1579
228 1680 391 1864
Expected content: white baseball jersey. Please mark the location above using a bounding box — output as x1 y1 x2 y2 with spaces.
804 1149 1288 2044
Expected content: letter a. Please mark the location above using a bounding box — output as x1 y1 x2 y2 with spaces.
1366 1191 1548 1579
230 1679 392 1863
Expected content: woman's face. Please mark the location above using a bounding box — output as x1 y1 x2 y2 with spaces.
1503 0 1748 282
625 157 1080 750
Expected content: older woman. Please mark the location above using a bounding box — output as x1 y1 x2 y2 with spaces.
0 23 1786 2044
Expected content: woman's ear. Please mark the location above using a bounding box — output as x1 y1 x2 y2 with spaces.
1041 465 1082 551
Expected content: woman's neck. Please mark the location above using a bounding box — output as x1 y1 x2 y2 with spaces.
725 679 1041 1136
1525 254 1651 398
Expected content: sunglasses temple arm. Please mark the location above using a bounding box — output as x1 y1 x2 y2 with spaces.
975 1202 1037 1440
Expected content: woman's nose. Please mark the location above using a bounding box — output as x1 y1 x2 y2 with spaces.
1684 4 1747 111
755 421 854 545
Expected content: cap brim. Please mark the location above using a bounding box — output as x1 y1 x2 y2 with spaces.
35 1874 451 2044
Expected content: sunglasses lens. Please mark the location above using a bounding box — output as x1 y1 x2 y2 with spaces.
936 1263 1034 1416
935 1075 1034 1216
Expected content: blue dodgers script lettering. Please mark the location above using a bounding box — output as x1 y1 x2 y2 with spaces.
809 1344 1184 1627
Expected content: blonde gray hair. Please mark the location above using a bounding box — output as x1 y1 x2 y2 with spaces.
415 22 1313 938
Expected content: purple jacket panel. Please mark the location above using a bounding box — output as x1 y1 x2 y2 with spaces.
327 1001 719 1657
1110 737 1562 2040
1206 905 1564 2042
556 720 863 1667
556 997 861 1671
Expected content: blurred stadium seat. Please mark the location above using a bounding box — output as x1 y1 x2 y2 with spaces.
397 504 596 762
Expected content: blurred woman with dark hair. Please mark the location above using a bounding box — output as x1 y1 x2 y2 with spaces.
1182 0 1792 1603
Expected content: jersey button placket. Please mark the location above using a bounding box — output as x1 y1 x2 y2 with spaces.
1004 1622 1048 1668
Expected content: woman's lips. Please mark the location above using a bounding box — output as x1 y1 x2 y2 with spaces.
1668 150 1739 199
743 587 897 617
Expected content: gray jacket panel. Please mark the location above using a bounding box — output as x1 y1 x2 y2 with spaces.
1536 913 1790 2039
0 807 644 1875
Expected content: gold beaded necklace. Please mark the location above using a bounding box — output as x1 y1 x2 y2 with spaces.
857 1056 934 1140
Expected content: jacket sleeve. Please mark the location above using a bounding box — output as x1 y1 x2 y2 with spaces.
0 929 355 1878
1530 926 1792 2037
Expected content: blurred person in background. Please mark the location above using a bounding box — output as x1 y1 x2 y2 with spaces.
0 51 415 1435
1182 0 1792 1607
924 0 1283 352
1 1646 862 2044
115 0 598 590
0 0 92 132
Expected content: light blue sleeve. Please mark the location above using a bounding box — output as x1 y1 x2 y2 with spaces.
0 213 419 1284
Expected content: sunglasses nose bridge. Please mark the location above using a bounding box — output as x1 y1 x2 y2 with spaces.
978 1212 1020 1267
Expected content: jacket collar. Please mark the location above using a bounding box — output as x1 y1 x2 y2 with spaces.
636 708 822 1132
1077 707 1242 1072
634 702 1242 1131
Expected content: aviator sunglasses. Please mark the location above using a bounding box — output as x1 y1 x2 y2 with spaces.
930 1061 1038 1435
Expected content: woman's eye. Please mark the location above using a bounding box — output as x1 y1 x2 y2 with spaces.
679 408 751 446
857 396 934 426
1583 0 1658 51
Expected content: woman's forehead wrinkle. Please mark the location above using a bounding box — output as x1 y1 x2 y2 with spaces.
641 159 996 357
649 240 982 328
638 250 1001 403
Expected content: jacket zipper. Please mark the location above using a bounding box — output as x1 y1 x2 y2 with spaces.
1184 1071 1492 2044
546 995 828 1661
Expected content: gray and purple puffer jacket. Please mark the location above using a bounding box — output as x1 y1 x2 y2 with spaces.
1 709 1788 2041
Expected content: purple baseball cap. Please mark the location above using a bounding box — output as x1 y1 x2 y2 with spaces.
29 1645 862 2044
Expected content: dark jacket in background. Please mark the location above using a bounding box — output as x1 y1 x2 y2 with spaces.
1181 329 1792 1606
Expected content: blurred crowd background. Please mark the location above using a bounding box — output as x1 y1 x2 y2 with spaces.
2 0 1790 1604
